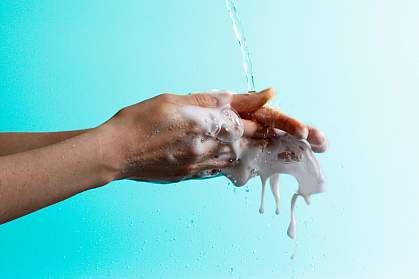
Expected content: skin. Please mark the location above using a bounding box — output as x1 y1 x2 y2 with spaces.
0 88 327 224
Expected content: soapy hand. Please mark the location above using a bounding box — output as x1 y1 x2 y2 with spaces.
99 88 326 183
0 88 327 224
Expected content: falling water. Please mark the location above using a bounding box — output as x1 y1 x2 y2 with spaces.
226 0 256 92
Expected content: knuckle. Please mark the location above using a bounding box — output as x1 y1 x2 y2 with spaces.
114 107 128 118
153 100 174 116
188 146 202 160
191 122 204 135
157 93 174 102
188 148 198 158
184 165 197 175
183 121 204 135
193 94 217 107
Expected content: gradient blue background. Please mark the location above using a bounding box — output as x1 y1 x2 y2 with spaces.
1 0 418 278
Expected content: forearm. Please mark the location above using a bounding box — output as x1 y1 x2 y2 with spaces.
0 130 90 156
0 128 116 224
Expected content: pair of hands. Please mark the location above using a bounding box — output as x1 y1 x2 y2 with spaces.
99 88 327 183
0 87 327 224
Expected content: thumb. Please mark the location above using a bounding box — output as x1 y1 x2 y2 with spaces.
230 88 275 113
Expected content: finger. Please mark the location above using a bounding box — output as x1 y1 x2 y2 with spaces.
231 88 275 113
176 88 273 110
307 126 328 153
311 144 327 153
242 119 277 139
193 144 237 173
176 93 221 107
191 136 236 161
194 156 236 172
307 126 326 146
245 107 309 139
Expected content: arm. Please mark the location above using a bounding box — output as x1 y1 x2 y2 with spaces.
0 127 115 223
0 130 89 156
0 88 326 224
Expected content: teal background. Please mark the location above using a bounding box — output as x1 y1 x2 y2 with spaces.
1 0 418 278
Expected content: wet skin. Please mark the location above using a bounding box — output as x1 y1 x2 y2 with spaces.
0 88 326 224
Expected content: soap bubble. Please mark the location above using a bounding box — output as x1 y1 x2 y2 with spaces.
206 116 221 137
216 107 244 143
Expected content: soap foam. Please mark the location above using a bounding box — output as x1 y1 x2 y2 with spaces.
179 92 244 144
179 92 325 239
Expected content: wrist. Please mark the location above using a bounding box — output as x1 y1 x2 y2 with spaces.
93 122 128 183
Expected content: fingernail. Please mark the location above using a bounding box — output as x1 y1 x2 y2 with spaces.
258 88 275 98
307 128 326 146
298 126 309 139
311 141 328 153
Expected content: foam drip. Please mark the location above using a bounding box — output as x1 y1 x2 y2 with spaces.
258 176 267 214
270 174 280 215
287 193 299 239
179 92 325 238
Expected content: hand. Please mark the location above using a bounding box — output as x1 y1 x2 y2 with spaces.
0 88 327 223
242 106 327 153
98 88 327 183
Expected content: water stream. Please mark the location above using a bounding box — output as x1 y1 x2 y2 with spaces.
224 1 326 241
226 0 256 92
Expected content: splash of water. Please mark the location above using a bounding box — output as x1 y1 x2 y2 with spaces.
226 0 256 92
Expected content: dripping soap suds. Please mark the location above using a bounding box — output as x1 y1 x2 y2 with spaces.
178 92 326 239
